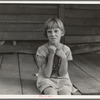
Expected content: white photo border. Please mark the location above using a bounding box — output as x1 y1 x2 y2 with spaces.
0 0 99 99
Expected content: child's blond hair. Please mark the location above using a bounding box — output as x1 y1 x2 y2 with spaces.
44 17 65 37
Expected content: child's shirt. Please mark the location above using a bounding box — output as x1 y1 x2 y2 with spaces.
36 43 73 78
36 43 77 93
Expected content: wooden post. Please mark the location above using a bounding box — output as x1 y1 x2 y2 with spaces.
59 4 65 22
59 4 65 44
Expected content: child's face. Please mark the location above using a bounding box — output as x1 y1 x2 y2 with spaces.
47 28 63 45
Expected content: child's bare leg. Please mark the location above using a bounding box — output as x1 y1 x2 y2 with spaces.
58 89 71 95
43 87 58 95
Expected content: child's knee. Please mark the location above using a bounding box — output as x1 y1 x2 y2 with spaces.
43 87 58 95
59 90 71 95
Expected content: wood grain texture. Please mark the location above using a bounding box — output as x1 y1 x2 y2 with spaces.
69 61 100 94
0 32 47 40
65 18 100 26
0 4 57 15
65 36 100 44
19 54 39 94
0 15 56 23
0 4 100 55
65 4 100 10
65 26 100 35
0 54 21 94
73 54 100 82
0 24 43 32
0 41 46 54
65 9 100 18
0 42 100 54
0 55 3 68
69 43 100 54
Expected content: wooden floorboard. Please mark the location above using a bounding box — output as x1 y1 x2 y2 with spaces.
19 54 40 95
69 61 100 95
0 53 100 95
0 54 21 94
0 54 2 68
73 54 100 82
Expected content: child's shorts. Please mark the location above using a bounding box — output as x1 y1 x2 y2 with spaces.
37 77 77 94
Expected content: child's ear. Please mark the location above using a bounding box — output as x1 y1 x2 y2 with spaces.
61 32 64 36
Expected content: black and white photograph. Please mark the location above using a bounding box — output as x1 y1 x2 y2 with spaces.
0 0 100 98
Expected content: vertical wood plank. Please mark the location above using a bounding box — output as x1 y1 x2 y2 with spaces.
0 54 21 94
59 4 65 22
59 4 65 44
0 54 3 68
19 54 40 95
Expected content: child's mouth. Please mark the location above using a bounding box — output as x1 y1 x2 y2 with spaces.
51 38 56 40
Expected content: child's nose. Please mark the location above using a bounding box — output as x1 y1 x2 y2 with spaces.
51 31 55 36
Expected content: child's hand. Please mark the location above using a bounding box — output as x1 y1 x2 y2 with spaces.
48 45 57 55
56 49 66 59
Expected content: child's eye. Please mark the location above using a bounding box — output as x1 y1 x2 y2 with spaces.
47 30 52 33
54 30 58 33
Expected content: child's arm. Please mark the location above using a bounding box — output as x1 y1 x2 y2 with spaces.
43 45 56 78
43 53 54 78
36 53 54 78
56 49 68 77
59 57 68 77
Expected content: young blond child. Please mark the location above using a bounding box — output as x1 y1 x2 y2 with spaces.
36 17 77 95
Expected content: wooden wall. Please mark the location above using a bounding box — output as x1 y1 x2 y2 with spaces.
0 4 100 54
0 4 59 53
64 4 100 54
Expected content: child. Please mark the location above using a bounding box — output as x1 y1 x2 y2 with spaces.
36 17 77 95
